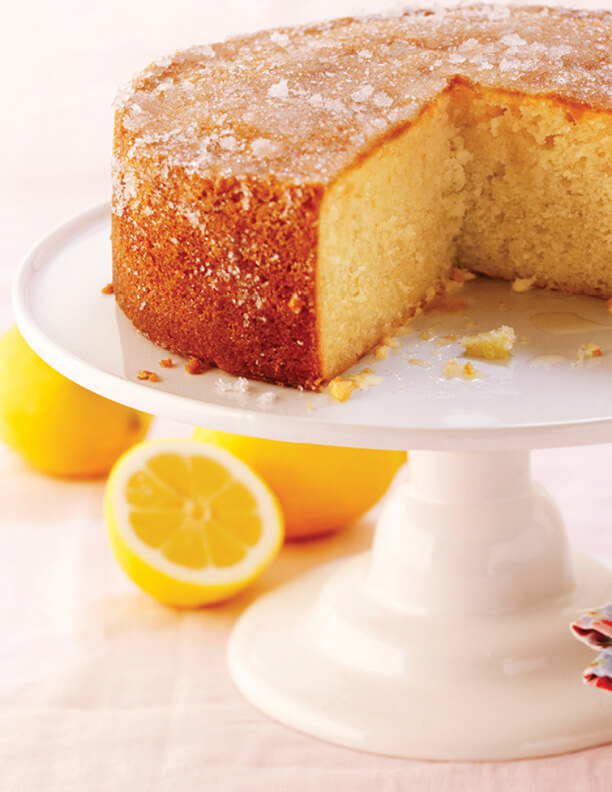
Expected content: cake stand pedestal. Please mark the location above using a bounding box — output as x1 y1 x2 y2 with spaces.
230 448 612 759
13 204 612 760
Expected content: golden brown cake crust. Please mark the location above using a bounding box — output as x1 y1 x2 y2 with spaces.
112 4 612 389
112 173 324 388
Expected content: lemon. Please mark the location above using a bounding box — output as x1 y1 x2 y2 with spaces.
105 438 283 607
0 326 152 478
193 428 406 540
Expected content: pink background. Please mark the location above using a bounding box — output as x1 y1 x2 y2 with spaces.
1 1 611 788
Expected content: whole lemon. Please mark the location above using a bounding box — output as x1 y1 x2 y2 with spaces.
0 326 152 478
193 427 406 540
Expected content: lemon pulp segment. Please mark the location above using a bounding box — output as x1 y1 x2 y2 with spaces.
125 452 263 569
105 439 283 606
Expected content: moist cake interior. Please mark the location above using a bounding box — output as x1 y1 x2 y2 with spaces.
317 81 612 382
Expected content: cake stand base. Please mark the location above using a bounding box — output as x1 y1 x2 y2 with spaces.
229 451 612 760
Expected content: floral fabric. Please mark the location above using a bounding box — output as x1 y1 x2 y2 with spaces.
571 604 612 692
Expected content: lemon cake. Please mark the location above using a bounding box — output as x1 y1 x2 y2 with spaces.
111 4 612 390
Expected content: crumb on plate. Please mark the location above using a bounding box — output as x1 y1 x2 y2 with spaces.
443 358 480 379
137 369 159 382
460 325 516 359
101 282 114 295
159 358 174 368
185 356 209 375
511 276 537 293
330 378 356 402
450 267 477 284
462 361 479 379
372 344 390 360
372 334 401 361
577 343 603 361
442 358 462 378
329 367 383 402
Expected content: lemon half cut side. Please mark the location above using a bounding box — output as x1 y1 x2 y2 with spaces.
105 438 284 607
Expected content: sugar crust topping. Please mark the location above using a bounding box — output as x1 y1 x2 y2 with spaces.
113 4 612 199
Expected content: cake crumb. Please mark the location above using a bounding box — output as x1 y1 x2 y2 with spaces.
420 330 433 341
381 335 400 348
373 344 390 360
577 343 602 361
288 293 304 314
442 358 462 378
512 275 537 293
185 357 209 375
329 367 382 402
159 358 174 368
445 268 476 296
354 368 383 389
460 325 516 359
137 369 159 382
462 361 479 379
329 378 356 402
101 282 114 294
443 359 480 379
408 358 433 368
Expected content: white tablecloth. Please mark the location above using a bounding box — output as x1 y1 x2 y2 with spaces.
2 1 611 789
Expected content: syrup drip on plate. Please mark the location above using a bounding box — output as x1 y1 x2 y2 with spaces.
530 312 612 335
528 354 568 369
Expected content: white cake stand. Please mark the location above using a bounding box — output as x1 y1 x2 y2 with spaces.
13 203 612 760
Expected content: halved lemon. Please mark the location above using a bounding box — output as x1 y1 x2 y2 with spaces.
105 438 284 607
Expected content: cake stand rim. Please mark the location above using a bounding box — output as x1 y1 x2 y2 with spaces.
12 201 612 452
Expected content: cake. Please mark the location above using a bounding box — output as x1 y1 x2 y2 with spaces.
111 4 612 390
